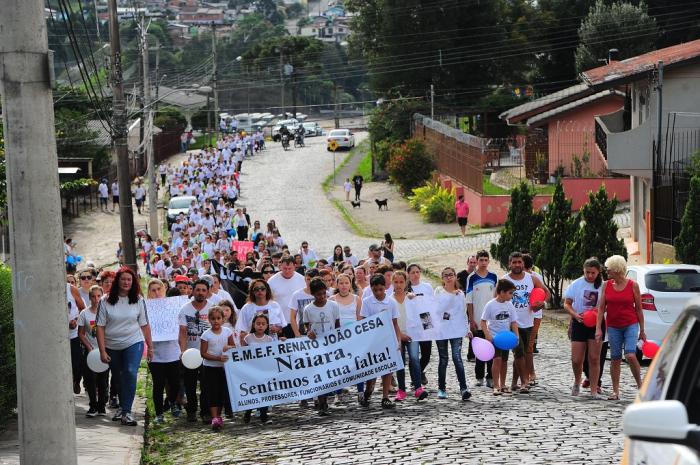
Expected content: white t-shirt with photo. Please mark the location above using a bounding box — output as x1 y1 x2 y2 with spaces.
201 326 233 367
178 300 212 349
290 288 314 326
481 298 517 336
303 300 340 336
78 307 99 350
564 276 601 314
235 301 288 333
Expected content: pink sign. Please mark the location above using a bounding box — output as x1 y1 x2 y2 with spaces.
231 240 254 257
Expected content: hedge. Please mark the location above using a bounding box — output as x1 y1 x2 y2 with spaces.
0 265 15 423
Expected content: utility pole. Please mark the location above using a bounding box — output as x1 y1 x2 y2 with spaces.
0 1 78 464
142 18 159 240
211 22 219 142
334 82 340 129
651 60 664 264
280 48 285 118
109 0 137 272
430 84 435 120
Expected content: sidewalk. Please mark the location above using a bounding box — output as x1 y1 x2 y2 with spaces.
0 391 144 465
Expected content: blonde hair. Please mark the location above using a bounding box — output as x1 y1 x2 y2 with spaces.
604 255 627 275
88 285 103 298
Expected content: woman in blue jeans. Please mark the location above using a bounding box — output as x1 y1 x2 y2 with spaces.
391 271 428 401
97 267 153 426
435 267 471 401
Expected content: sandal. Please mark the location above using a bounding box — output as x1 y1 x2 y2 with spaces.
501 387 511 394
493 388 502 396
518 387 530 394
607 393 620 401
529 379 538 386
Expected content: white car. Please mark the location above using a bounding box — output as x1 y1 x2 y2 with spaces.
626 265 700 357
303 122 323 136
326 129 355 150
166 195 196 227
272 119 300 141
621 302 700 465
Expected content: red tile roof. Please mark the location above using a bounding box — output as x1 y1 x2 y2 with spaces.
581 38 700 87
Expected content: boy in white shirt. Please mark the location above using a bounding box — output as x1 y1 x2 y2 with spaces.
480 279 520 395
359 274 401 409
303 278 340 415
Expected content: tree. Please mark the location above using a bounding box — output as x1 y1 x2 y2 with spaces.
490 182 538 268
386 140 435 195
675 175 700 264
562 186 627 278
530 179 577 307
154 107 186 132
368 97 428 144
575 1 658 73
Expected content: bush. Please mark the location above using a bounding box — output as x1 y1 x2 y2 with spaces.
0 265 15 422
490 182 539 268
675 175 700 264
386 139 435 195
421 186 456 223
154 107 187 132
374 139 395 172
408 182 441 211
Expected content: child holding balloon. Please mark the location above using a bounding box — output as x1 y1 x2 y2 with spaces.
480 279 520 395
78 285 109 417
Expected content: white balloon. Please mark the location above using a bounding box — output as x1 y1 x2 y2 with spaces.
87 349 109 373
181 348 203 370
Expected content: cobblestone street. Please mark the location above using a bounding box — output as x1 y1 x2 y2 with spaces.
149 323 640 465
141 135 641 465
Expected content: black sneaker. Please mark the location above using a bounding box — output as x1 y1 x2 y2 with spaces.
111 410 123 422
97 407 107 416
421 373 428 386
486 378 493 388
121 412 137 426
170 404 181 418
461 389 472 401
243 411 251 424
381 398 395 409
109 397 119 409
260 412 271 424
86 408 98 418
73 382 81 395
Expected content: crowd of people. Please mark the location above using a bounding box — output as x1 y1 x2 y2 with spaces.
64 131 648 430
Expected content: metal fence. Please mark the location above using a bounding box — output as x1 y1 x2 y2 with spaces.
653 127 700 244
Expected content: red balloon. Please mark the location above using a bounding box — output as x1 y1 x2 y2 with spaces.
642 341 660 359
582 310 597 328
529 288 546 306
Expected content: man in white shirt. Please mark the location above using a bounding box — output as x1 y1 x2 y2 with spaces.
267 256 305 338
111 180 120 212
98 179 109 211
134 182 146 214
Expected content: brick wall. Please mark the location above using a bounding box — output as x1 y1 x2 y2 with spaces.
414 114 484 194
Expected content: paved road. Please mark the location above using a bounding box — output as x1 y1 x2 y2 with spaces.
238 133 630 263
149 323 637 465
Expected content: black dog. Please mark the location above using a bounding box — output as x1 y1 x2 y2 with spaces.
375 198 388 210
351 200 361 208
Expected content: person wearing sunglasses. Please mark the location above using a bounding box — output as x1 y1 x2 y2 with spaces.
76 269 96 311
235 279 288 345
260 266 276 282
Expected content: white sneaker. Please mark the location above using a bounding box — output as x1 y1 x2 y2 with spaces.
571 384 581 396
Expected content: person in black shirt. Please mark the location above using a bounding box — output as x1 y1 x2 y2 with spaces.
352 174 364 201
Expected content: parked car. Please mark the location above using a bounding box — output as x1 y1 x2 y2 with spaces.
626 265 700 359
272 119 300 141
621 302 700 465
326 129 355 150
166 195 196 227
303 122 323 137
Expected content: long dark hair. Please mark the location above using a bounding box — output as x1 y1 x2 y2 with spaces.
332 244 344 262
583 257 603 289
107 266 141 305
246 278 272 303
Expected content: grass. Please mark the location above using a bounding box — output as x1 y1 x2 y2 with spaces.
331 198 379 238
322 139 369 193
482 175 556 195
188 133 217 150
354 151 372 180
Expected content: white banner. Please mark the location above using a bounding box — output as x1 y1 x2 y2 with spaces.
224 311 403 411
146 296 190 342
405 294 468 342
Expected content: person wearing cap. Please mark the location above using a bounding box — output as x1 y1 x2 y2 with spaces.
174 275 192 297
368 244 389 265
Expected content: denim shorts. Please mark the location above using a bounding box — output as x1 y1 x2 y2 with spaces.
607 323 639 360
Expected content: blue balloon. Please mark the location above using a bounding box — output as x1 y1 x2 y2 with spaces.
493 331 519 350
76 256 82 262
155 246 164 254
66 256 76 265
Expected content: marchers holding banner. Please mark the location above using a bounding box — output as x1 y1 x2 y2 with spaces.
223 311 403 411
404 294 468 342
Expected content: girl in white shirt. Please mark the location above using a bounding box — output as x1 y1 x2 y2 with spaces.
200 307 234 431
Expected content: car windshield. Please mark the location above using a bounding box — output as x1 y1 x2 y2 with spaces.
645 270 700 292
329 130 348 136
169 198 192 209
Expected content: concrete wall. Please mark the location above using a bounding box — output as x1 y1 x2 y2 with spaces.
561 177 630 209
